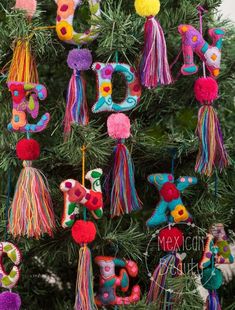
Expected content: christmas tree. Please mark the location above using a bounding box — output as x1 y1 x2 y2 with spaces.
0 0 234 309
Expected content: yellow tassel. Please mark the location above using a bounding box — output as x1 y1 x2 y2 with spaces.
135 0 160 17
7 39 38 83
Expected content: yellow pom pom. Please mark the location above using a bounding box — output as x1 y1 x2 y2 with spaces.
134 0 160 17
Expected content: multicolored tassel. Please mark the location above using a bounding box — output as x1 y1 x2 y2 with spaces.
8 161 55 239
139 17 172 88
75 246 97 310
206 290 221 310
64 71 89 135
194 77 228 176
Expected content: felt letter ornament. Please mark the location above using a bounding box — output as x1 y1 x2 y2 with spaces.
95 256 140 306
7 82 50 133
178 25 225 78
92 62 142 113
146 173 197 228
55 0 101 45
0 242 22 310
60 168 104 228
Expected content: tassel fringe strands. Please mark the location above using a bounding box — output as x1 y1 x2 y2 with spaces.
140 17 172 88
75 246 97 310
64 71 89 136
8 161 55 239
7 40 39 84
110 142 142 218
206 290 221 310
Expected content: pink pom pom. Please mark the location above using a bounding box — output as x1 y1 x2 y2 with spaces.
107 113 131 139
14 0 37 18
194 77 218 104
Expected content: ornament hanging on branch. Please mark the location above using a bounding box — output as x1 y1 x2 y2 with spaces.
64 49 92 136
199 223 234 310
106 113 142 218
54 0 101 136
0 242 22 310
146 173 197 228
178 24 225 78
95 256 141 306
7 5 55 239
194 77 228 176
147 226 184 305
134 0 172 88
60 168 104 228
92 62 142 113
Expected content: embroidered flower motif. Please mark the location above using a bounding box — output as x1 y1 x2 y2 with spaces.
129 81 141 96
57 0 75 19
11 109 27 130
101 65 114 80
9 83 25 104
171 204 189 223
100 82 112 97
185 30 203 48
160 182 180 202
56 21 73 41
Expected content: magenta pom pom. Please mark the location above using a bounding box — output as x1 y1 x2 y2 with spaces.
107 113 131 139
67 49 93 71
0 291 21 310
194 77 218 104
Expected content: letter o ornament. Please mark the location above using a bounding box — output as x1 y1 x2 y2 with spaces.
55 0 101 45
0 242 22 289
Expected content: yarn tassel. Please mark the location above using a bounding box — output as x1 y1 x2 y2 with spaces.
206 290 221 310
64 70 89 136
7 40 38 83
75 245 97 310
140 17 172 88
110 141 142 218
147 254 182 306
195 105 228 177
8 161 55 239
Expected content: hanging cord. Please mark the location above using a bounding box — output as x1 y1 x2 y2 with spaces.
4 168 12 241
115 50 119 63
171 148 177 176
197 5 208 78
214 172 218 200
81 145 87 221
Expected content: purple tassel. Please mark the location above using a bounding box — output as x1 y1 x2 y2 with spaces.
140 17 172 88
109 141 142 218
206 290 221 310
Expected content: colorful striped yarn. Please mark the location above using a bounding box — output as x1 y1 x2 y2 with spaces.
195 105 228 177
206 290 221 310
75 246 97 310
140 17 172 88
8 161 55 239
64 70 89 136
110 142 142 218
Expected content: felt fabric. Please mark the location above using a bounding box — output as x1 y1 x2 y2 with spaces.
92 62 142 113
95 256 140 306
55 0 101 45
178 25 225 78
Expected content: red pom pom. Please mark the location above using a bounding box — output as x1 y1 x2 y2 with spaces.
16 139 40 161
71 220 96 244
158 227 184 252
194 77 218 104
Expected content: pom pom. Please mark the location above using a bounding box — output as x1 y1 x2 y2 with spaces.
16 138 40 161
0 291 21 310
67 49 93 71
71 220 96 244
158 227 184 252
201 267 223 290
135 0 160 17
194 77 218 104
14 0 37 18
107 113 131 139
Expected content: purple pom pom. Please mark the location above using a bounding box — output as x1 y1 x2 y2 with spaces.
67 49 93 71
0 291 21 310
